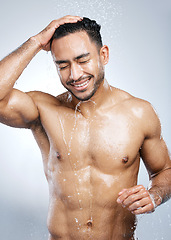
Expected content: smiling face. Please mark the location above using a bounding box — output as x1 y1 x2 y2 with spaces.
51 31 109 101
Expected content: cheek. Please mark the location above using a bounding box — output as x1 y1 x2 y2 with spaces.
83 60 99 74
57 69 69 84
57 69 62 79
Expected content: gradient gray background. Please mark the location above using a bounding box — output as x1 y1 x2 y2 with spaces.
0 0 170 239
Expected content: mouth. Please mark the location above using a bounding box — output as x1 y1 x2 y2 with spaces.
70 76 92 91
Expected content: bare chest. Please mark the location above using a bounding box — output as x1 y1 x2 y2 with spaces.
42 109 144 174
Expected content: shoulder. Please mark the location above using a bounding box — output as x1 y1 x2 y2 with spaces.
112 88 161 138
27 91 71 130
27 90 70 108
113 87 157 115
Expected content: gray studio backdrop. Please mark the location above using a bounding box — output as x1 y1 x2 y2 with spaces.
0 0 170 239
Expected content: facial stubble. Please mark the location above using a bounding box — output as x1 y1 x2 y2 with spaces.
62 62 105 102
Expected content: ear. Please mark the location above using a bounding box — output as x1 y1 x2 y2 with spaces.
100 45 109 65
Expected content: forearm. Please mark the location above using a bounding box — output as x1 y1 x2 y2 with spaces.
0 36 41 100
0 16 83 102
148 167 171 207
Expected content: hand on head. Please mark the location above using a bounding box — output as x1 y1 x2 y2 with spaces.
33 15 83 51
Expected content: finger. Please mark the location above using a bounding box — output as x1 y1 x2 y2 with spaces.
128 196 150 211
118 188 128 196
122 188 149 207
58 15 83 24
117 185 144 203
47 16 82 30
64 15 83 19
131 202 154 215
38 16 83 50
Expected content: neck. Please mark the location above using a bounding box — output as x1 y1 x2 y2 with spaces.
70 79 112 118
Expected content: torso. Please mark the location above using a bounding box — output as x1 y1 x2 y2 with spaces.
31 87 146 240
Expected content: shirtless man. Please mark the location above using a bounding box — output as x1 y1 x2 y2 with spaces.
0 15 171 240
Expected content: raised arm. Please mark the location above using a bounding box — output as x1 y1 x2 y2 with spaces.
117 102 171 214
0 15 82 128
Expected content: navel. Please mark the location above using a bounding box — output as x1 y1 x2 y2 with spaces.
87 220 93 228
122 156 129 164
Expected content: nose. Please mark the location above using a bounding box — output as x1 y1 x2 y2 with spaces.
70 62 83 81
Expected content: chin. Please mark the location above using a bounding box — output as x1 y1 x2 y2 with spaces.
73 89 96 102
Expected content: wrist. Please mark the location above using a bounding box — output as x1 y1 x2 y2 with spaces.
29 36 43 52
149 191 162 209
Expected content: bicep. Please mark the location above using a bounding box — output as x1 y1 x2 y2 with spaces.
140 104 170 177
0 89 39 128
140 136 170 177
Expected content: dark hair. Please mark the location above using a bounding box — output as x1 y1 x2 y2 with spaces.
50 17 103 50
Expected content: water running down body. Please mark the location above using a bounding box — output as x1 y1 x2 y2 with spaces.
0 16 171 240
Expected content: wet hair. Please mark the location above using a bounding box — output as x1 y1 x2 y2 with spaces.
50 17 103 51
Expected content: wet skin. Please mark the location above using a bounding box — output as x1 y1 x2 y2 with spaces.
35 32 139 239
29 32 168 239
0 25 170 239
31 86 141 240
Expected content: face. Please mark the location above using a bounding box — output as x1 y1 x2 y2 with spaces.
51 31 109 101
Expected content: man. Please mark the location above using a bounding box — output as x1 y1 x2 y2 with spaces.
0 15 170 240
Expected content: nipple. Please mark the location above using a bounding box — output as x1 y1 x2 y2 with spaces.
56 152 61 160
122 156 128 164
87 220 93 227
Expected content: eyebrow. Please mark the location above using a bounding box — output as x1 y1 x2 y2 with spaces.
75 53 90 60
55 53 90 65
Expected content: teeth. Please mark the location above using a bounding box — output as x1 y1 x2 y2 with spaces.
74 79 89 87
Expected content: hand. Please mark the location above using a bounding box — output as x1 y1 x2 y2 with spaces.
117 185 155 215
33 15 82 51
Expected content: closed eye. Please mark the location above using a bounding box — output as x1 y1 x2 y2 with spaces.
58 64 69 70
76 53 90 64
78 59 90 64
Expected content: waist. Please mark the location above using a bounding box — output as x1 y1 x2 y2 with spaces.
47 199 136 240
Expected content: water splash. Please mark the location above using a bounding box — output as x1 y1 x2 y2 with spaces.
58 108 83 214
58 100 97 236
58 101 87 232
